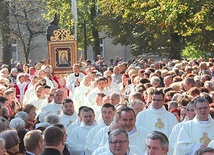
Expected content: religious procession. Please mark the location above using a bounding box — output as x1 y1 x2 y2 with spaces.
0 0 214 155
0 55 214 155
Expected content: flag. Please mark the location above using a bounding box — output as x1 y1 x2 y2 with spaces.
72 0 77 21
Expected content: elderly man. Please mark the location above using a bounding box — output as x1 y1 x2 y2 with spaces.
174 97 214 155
40 89 64 115
110 92 121 106
41 126 65 155
146 131 169 155
100 129 138 155
136 90 177 137
24 130 44 155
59 99 78 129
67 107 97 155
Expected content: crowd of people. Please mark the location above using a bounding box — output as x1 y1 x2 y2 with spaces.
0 55 214 155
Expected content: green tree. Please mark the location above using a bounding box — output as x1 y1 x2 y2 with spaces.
98 0 214 59
182 43 209 60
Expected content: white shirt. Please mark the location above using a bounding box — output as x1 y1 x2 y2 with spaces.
40 101 62 115
67 121 97 155
66 72 85 99
59 111 78 129
85 120 108 155
86 88 111 107
96 145 140 155
136 106 178 137
29 96 48 114
174 115 214 155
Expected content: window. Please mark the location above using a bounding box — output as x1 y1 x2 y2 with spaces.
99 38 104 57
92 38 105 58
12 42 18 62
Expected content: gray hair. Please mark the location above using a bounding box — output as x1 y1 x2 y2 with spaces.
146 131 169 150
44 113 60 124
194 97 209 108
39 111 51 123
150 76 160 86
0 117 9 132
195 147 214 155
110 92 120 99
168 101 178 108
186 101 195 110
129 99 145 108
108 128 129 142
9 117 25 130
15 111 29 122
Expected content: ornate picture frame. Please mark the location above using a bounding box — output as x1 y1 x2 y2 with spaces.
48 29 77 75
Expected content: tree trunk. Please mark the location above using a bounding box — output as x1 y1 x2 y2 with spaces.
0 1 12 64
170 33 181 60
90 0 100 60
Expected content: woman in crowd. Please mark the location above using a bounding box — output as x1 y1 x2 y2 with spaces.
0 130 20 155
5 89 22 119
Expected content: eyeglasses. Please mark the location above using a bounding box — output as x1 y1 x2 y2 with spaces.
195 106 209 110
152 99 163 102
110 140 128 145
187 109 194 112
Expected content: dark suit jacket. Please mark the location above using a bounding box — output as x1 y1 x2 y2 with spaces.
40 148 61 155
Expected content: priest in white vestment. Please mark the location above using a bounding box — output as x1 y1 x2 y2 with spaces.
59 99 78 129
73 75 93 111
23 76 39 106
85 103 115 155
66 64 85 99
174 97 214 155
169 101 196 151
38 69 54 88
119 108 149 153
28 85 48 113
105 76 120 94
136 90 178 138
40 89 64 115
67 107 97 155
86 77 111 107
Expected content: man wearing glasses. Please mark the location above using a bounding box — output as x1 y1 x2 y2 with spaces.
99 129 137 155
136 90 178 138
174 97 214 155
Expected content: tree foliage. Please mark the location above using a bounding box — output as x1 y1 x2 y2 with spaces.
98 0 214 59
182 43 209 60
9 0 47 63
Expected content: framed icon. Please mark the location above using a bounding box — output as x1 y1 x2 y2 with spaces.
48 29 77 75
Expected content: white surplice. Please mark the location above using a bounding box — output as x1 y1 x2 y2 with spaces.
174 115 214 155
136 106 178 137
